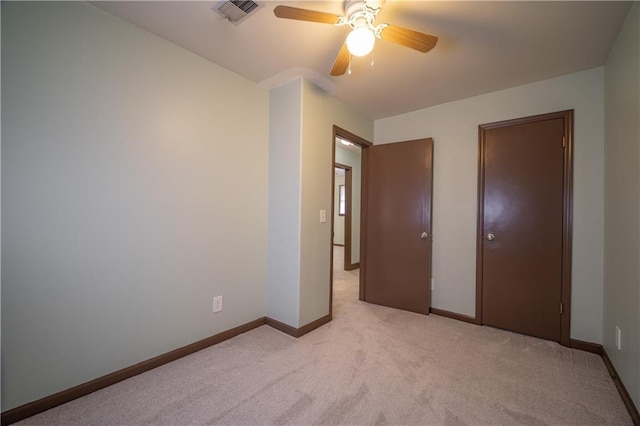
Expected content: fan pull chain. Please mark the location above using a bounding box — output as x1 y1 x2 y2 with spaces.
371 50 375 67
348 54 352 75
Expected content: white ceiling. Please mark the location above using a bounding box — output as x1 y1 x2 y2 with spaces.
93 1 632 120
336 137 362 153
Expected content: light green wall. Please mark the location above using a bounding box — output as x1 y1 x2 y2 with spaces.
267 79 302 326
335 146 362 264
375 68 605 343
266 78 372 329
603 1 640 408
1 1 269 411
299 79 373 327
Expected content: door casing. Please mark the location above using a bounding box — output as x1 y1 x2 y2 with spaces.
334 162 355 270
475 110 574 346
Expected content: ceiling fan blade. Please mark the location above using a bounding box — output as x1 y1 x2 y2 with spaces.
380 24 438 53
273 6 342 24
330 42 350 76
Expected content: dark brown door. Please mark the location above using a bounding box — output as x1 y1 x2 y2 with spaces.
479 112 571 342
362 139 433 314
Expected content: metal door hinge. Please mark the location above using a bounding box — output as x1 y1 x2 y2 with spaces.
562 136 566 148
560 302 564 315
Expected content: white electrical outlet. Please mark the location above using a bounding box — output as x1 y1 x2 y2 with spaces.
615 326 621 350
213 295 223 313
320 209 327 223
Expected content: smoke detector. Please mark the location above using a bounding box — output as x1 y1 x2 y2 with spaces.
214 0 262 25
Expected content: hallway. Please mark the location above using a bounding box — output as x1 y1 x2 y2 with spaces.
332 245 360 317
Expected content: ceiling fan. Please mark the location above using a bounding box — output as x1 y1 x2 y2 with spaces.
273 0 438 76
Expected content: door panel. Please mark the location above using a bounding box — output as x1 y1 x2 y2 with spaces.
362 139 433 314
481 117 565 341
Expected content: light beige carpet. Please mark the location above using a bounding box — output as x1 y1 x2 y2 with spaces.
17 247 632 425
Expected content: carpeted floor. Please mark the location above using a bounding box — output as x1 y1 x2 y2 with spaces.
17 247 632 425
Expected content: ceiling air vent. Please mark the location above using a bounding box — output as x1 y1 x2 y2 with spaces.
214 0 262 25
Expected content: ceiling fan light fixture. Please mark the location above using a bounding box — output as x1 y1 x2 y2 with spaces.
346 27 375 56
272 3 439 77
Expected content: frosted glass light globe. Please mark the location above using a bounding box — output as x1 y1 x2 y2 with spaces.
346 27 375 57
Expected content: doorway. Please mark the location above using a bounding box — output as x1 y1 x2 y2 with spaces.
330 126 371 316
334 142 361 272
333 163 353 270
330 128 434 318
476 110 573 345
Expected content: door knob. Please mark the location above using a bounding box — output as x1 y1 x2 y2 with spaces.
420 232 429 239
486 233 496 241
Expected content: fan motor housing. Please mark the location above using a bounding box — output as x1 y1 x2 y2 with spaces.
344 0 367 18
